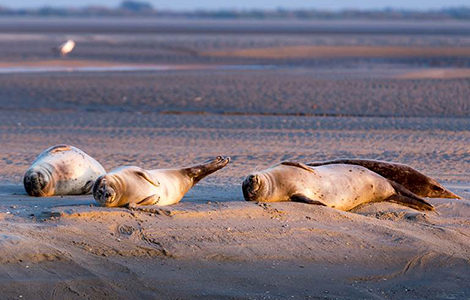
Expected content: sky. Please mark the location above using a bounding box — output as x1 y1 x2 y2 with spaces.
2 0 468 10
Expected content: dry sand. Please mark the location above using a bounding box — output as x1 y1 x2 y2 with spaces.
0 111 469 299
0 184 469 299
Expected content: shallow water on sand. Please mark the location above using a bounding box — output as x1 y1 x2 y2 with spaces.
0 64 275 74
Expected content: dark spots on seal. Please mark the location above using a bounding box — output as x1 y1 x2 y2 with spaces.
349 169 352 172
370 184 374 189
56 163 73 178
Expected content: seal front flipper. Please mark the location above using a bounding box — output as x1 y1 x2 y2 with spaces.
136 194 160 206
387 180 434 212
82 180 94 194
290 194 326 206
280 161 315 173
134 170 160 187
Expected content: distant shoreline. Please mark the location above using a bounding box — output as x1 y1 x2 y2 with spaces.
0 6 470 20
1 17 470 35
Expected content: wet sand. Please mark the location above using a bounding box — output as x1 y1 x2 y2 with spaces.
206 45 470 59
1 70 469 117
0 18 469 299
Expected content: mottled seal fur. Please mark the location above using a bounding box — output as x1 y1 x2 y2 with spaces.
307 159 460 199
93 156 230 207
24 145 106 197
242 162 434 212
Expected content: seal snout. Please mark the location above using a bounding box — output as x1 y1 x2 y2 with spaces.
242 174 261 202
23 170 49 197
93 177 117 207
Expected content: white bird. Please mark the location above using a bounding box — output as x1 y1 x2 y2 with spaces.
56 40 76 57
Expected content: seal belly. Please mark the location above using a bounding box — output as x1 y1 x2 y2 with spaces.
305 165 396 211
151 169 192 206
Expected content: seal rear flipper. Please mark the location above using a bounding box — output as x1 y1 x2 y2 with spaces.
280 161 315 173
385 194 434 212
388 180 434 211
430 186 461 200
290 194 327 206
306 159 460 199
184 156 230 185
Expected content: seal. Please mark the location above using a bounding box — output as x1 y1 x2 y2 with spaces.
242 162 434 212
307 159 460 199
93 156 230 207
24 144 106 197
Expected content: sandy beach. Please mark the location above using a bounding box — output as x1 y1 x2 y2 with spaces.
0 18 469 299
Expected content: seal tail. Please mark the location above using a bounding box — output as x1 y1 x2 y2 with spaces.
184 156 230 185
387 180 435 212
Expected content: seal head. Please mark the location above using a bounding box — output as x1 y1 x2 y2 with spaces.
242 174 266 202
93 175 120 207
23 168 53 197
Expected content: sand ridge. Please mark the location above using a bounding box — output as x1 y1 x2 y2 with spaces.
0 184 468 299
397 68 470 79
1 185 469 263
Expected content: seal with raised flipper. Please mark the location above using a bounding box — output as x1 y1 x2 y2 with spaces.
307 159 460 199
242 162 434 212
93 156 230 207
24 145 106 197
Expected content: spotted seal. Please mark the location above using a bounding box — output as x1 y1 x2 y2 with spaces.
24 145 105 196
242 162 434 212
